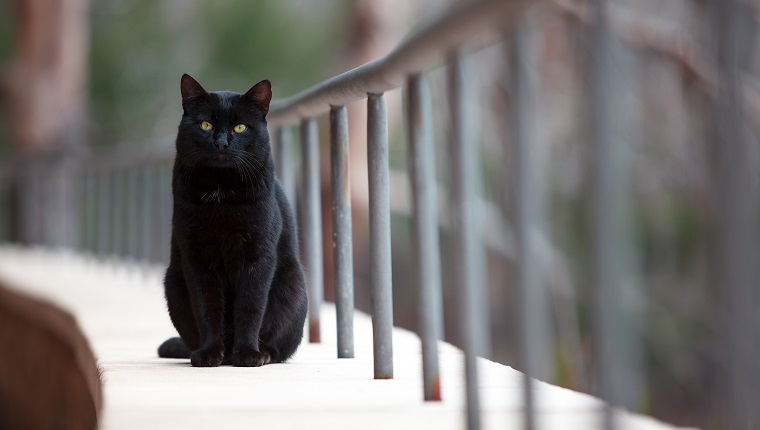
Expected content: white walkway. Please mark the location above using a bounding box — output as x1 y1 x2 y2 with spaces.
0 247 691 430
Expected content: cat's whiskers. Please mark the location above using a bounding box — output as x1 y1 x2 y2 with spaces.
237 149 271 194
232 150 266 194
178 151 206 185
233 159 244 182
228 150 251 190
241 157 261 193
235 157 255 191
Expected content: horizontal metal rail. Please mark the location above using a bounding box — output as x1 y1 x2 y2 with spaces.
267 0 536 127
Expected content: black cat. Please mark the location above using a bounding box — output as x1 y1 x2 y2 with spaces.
158 74 308 367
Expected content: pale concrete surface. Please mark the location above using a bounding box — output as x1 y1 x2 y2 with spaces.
0 247 693 430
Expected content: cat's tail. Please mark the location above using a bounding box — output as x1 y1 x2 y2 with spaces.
158 337 190 358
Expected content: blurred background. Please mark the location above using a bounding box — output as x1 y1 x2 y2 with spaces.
0 1 758 429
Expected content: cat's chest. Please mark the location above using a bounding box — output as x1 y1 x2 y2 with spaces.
175 197 276 250
199 187 236 204
178 206 267 240
176 215 274 272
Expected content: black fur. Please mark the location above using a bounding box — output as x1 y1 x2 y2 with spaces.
158 74 307 367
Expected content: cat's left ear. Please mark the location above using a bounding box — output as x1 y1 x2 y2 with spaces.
243 80 272 116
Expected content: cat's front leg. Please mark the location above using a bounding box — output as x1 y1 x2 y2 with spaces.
230 263 275 367
184 269 226 367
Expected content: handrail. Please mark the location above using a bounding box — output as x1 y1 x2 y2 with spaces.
267 0 537 127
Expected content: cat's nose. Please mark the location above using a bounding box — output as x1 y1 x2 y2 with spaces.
215 136 229 151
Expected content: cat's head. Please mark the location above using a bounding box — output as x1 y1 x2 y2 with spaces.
175 74 272 170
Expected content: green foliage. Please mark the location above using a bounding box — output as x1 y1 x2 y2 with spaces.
89 0 346 147
0 1 12 157
89 1 175 145
0 3 10 68
200 1 345 94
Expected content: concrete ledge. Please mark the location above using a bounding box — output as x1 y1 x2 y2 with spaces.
0 247 692 430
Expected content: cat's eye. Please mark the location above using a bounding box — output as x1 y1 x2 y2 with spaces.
200 121 213 131
233 124 247 133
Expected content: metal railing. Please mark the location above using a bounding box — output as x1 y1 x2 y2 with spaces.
266 2 538 425
1 0 758 429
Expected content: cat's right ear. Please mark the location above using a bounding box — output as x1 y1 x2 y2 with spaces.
180 74 207 110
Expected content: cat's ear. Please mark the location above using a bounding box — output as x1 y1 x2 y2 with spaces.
243 80 272 116
180 74 207 109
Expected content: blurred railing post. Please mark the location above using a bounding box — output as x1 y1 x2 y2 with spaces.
301 117 323 343
406 75 444 400
275 127 297 209
590 0 640 427
713 0 760 427
448 53 490 428
367 93 394 379
510 20 551 430
82 169 97 254
17 161 42 245
110 170 125 258
127 169 140 260
96 169 110 258
330 105 355 358
590 0 617 425
147 165 162 264
140 168 149 261
448 52 491 429
159 164 172 265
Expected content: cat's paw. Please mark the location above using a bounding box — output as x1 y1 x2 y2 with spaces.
231 347 271 367
190 345 224 367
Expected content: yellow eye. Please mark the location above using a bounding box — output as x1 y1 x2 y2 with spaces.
233 124 247 133
200 121 213 131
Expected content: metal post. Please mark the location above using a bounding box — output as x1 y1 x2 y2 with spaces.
367 93 394 379
591 7 616 429
160 163 172 266
510 23 551 430
330 105 355 358
18 160 42 245
140 166 153 264
406 76 443 398
447 54 490 427
713 1 759 427
126 167 140 261
97 169 110 258
301 117 323 343
111 170 125 258
591 0 634 428
275 127 297 209
82 169 97 254
148 165 162 264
